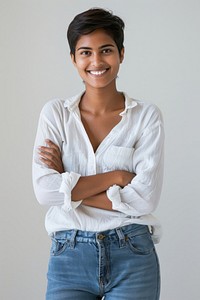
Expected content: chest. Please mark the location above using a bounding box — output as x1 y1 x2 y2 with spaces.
80 111 122 152
61 108 139 175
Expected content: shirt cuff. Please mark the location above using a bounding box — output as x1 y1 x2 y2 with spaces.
107 184 132 213
59 172 82 212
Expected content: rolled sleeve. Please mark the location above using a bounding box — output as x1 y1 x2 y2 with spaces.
60 172 82 212
106 185 131 212
107 107 164 217
32 100 82 210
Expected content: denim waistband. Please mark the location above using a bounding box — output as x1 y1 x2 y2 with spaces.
51 224 149 248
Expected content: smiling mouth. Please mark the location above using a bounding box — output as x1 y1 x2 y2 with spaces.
87 69 109 76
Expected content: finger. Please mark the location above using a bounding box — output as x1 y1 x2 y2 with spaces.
38 148 59 163
39 153 59 167
45 139 60 151
40 156 64 173
39 139 61 157
38 146 60 158
40 157 57 169
38 148 63 169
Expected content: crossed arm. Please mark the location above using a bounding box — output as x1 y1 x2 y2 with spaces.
38 140 135 211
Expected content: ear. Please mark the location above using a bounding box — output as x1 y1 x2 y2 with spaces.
120 47 125 63
71 53 76 65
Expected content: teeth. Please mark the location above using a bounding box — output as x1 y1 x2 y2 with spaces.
89 70 107 75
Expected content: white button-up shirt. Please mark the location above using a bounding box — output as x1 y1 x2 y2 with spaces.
32 92 164 243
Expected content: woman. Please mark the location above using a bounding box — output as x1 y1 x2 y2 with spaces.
33 8 164 300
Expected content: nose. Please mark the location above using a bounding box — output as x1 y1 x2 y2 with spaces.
91 52 104 67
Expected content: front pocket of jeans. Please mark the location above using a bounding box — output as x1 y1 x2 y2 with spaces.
50 238 68 256
126 232 154 255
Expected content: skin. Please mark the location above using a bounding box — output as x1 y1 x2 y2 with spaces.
38 29 135 210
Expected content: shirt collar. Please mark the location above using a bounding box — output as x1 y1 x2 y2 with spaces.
120 93 137 116
64 91 137 114
64 91 84 111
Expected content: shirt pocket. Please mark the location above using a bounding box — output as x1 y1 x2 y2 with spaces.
103 146 135 172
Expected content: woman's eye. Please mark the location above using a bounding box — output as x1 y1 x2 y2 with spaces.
102 48 112 54
80 51 91 56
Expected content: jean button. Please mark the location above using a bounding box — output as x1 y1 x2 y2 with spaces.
97 234 105 240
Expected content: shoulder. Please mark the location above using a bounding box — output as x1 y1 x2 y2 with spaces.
136 101 164 135
40 92 83 117
124 93 162 118
130 97 163 124
40 98 65 117
125 93 164 133
136 99 162 116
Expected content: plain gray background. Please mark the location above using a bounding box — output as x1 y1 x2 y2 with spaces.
1 0 200 299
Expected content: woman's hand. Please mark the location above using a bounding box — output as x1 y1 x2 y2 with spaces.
38 139 64 173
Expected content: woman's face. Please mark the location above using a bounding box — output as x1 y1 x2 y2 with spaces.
71 29 124 90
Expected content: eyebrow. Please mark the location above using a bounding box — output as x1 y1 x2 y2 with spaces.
77 44 115 51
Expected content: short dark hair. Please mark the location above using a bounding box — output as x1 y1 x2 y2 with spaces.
67 8 125 56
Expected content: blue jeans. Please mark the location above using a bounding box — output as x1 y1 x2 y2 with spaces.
46 224 160 300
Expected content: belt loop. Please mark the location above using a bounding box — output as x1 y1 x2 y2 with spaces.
115 227 126 248
69 230 78 249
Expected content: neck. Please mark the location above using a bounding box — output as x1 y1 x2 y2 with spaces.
80 85 124 115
